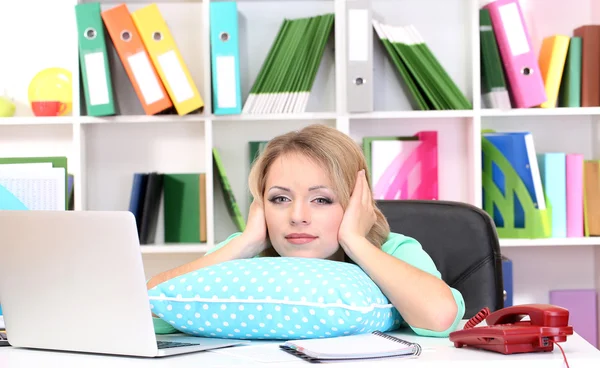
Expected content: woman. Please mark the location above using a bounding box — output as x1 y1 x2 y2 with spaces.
147 124 465 337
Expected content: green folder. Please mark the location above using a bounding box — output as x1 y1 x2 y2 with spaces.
249 141 268 167
243 14 334 114
480 8 510 108
75 3 116 116
558 37 582 107
0 156 68 210
373 20 471 110
374 25 428 110
248 141 268 203
163 174 201 243
213 148 245 232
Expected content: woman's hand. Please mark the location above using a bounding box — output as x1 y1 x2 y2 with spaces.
338 169 377 249
239 198 269 257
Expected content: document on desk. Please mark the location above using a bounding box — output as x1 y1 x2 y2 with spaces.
279 331 422 363
210 343 300 363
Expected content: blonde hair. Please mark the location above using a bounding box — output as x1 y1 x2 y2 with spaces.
248 124 390 257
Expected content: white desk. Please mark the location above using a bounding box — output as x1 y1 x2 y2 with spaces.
0 326 599 368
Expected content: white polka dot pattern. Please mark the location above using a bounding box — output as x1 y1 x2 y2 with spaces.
148 257 402 340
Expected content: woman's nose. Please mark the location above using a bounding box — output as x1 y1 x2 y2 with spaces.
290 202 311 225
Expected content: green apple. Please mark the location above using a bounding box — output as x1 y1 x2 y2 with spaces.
0 96 15 117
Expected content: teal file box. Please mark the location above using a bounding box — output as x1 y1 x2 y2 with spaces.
75 3 116 116
209 2 242 115
537 153 567 238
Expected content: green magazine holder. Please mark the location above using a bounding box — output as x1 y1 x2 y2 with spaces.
481 136 552 238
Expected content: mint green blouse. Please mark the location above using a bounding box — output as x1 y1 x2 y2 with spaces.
192 231 466 338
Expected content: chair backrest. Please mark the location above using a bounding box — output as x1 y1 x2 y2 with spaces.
376 200 504 318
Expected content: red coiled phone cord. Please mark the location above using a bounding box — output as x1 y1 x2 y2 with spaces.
464 307 490 329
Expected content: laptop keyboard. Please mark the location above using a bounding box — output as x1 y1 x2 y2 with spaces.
157 340 201 349
0 332 9 347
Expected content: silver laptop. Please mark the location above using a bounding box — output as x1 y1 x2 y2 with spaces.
0 210 245 357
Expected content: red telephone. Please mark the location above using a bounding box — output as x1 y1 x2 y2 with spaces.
449 304 573 355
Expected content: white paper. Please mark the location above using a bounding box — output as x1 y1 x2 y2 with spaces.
128 51 164 105
157 50 194 103
211 343 299 363
524 133 546 210
0 163 52 169
0 165 66 210
284 333 416 359
84 52 110 106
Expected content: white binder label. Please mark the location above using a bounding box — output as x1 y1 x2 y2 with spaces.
348 9 368 62
498 3 530 56
216 56 237 109
127 51 164 105
157 50 194 103
84 52 110 106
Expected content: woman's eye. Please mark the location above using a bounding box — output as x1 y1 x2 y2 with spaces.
314 197 332 205
270 196 290 203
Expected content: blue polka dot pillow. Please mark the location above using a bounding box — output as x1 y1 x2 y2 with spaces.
148 257 402 340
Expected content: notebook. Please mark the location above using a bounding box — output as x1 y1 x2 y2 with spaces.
279 331 422 363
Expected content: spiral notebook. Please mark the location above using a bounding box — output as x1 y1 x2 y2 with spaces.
279 331 422 363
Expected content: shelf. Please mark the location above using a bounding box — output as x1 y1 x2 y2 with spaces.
140 244 211 255
348 110 475 120
0 116 75 126
481 107 600 117
0 113 338 126
212 112 338 121
6 107 600 126
79 115 206 125
500 237 600 247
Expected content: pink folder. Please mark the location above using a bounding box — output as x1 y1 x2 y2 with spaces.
484 0 547 108
373 131 438 200
566 154 584 237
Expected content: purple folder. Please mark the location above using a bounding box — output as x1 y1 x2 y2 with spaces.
549 289 598 348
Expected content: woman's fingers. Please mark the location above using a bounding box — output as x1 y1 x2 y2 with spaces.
350 170 362 206
361 170 370 206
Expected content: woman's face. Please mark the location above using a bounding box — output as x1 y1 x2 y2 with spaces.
263 153 345 260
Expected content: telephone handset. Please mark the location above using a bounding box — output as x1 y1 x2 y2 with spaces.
449 304 573 355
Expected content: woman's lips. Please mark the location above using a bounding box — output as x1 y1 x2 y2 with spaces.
285 233 317 245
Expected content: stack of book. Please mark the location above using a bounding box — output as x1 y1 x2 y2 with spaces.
242 14 334 114
372 20 471 110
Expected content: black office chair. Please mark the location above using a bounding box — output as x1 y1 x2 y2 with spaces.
376 199 504 318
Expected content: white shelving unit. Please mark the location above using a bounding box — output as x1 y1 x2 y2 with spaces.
1 0 599 333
